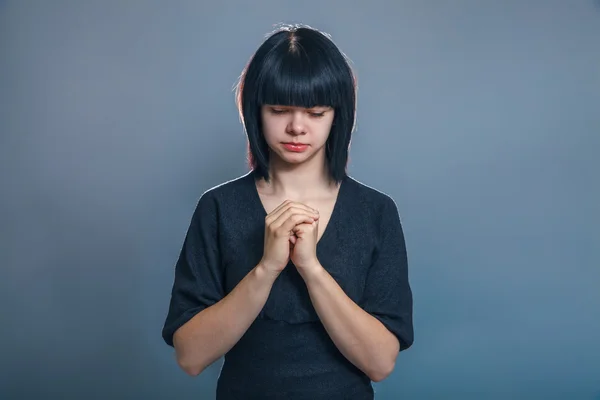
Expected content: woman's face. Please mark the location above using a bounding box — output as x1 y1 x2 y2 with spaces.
260 104 335 165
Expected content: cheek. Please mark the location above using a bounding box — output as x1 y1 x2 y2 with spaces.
315 119 335 140
260 118 280 141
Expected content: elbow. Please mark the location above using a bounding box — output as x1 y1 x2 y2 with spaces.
173 334 206 377
369 361 395 382
181 364 204 377
368 353 397 383
176 355 206 377
369 334 401 382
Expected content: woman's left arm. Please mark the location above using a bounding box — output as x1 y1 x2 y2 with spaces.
300 265 400 382
293 197 414 382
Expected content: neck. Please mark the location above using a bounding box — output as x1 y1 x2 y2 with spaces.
261 154 337 199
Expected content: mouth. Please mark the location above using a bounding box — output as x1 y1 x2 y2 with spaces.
282 142 309 152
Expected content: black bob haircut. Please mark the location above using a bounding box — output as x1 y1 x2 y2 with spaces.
235 24 357 184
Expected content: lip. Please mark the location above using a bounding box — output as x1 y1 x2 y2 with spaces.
282 142 309 152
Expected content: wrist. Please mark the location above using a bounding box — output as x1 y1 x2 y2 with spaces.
297 261 325 283
255 261 283 283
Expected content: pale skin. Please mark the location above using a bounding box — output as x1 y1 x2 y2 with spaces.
173 104 399 382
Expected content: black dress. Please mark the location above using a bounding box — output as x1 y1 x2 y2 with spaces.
162 170 413 399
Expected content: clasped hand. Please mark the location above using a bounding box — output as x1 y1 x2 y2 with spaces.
260 200 322 277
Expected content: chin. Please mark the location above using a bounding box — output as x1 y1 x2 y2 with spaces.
281 154 310 164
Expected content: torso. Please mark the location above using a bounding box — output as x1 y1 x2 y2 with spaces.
217 172 377 399
203 170 406 399
165 170 408 399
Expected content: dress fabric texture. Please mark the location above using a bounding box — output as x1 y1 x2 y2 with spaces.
162 170 414 400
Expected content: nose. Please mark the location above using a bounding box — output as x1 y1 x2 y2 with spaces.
286 110 307 135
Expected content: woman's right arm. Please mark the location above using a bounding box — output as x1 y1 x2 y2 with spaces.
172 262 279 376
171 199 320 376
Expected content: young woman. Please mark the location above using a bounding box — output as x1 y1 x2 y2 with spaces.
162 24 414 399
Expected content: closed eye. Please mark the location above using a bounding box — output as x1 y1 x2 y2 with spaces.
268 107 327 117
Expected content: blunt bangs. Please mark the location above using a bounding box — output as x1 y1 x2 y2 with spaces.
255 43 348 110
236 24 357 184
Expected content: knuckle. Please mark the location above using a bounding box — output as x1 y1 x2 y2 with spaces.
275 228 287 238
293 214 307 222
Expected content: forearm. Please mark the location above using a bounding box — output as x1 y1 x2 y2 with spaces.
302 265 400 382
173 264 279 376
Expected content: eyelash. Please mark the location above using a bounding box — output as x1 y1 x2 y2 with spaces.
270 109 325 118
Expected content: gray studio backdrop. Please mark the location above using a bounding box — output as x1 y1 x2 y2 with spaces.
1 1 599 399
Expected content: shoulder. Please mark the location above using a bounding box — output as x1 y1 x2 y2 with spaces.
344 175 401 218
194 171 253 204
190 171 254 219
344 176 406 249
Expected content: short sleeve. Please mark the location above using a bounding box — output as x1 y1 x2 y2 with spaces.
359 197 414 351
161 192 224 347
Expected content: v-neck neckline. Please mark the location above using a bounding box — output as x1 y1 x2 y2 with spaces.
248 170 347 248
